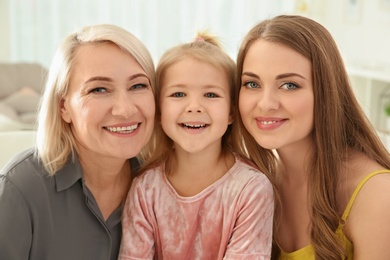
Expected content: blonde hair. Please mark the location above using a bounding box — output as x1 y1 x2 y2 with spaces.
236 15 390 259
36 24 155 175
143 31 243 174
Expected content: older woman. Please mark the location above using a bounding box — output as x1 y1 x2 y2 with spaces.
0 24 155 260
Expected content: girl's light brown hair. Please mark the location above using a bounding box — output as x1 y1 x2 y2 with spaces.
141 31 243 175
236 15 390 259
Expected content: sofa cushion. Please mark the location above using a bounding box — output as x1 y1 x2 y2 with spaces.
2 86 41 113
0 63 47 98
0 63 47 129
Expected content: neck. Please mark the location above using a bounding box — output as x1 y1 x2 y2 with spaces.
80 155 131 188
166 145 235 196
78 154 132 220
276 139 313 186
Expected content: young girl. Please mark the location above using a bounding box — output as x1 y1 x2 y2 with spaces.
118 33 274 259
237 15 390 259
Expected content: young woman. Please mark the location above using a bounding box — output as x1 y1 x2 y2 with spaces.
119 33 274 259
237 15 390 259
0 24 155 260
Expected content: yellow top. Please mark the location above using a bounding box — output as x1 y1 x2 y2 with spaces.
279 169 390 260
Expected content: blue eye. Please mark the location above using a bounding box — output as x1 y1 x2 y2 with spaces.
243 81 259 89
130 83 147 90
281 82 299 90
172 92 185 97
205 92 218 98
91 87 107 93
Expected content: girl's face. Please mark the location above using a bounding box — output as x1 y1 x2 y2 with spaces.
160 57 233 155
61 42 155 162
239 40 314 152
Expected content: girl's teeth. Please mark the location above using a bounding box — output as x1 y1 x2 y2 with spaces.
183 124 206 129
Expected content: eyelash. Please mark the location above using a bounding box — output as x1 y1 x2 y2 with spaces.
130 83 148 90
205 92 219 98
169 92 219 98
171 92 185 97
242 81 300 90
243 81 258 89
90 83 148 94
90 87 107 93
280 82 299 90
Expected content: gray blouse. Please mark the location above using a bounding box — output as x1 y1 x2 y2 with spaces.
0 148 139 260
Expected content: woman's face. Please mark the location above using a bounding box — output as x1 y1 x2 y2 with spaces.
61 42 155 162
239 39 314 152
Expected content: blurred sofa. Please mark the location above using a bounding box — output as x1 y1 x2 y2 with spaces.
0 63 46 169
0 62 47 131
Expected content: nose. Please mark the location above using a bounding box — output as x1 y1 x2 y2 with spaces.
186 97 204 113
111 92 137 118
257 88 280 111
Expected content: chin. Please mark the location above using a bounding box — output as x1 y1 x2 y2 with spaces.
254 138 279 150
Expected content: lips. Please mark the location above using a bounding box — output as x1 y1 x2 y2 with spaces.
255 117 285 130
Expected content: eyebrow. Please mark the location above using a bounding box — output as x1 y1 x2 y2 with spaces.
275 73 306 80
84 73 148 84
242 71 306 80
241 72 260 79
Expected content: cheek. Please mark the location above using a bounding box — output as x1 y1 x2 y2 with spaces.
145 94 156 121
294 96 314 127
239 93 254 121
160 100 176 121
135 92 156 124
61 96 84 123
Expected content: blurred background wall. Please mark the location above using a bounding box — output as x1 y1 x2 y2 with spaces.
0 0 389 147
1 0 388 68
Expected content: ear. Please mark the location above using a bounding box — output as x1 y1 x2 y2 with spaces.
228 112 234 125
60 98 72 123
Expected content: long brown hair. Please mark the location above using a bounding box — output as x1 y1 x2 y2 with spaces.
236 15 390 259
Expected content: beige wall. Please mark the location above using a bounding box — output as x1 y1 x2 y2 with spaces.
305 0 390 68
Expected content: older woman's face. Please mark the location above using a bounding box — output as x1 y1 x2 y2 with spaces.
61 42 155 161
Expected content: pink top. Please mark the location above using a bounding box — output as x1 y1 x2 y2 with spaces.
118 155 274 260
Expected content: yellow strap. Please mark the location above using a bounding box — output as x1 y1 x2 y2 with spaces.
340 169 390 223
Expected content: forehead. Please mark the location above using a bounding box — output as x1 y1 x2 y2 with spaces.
163 57 229 85
72 42 128 64
243 40 311 76
70 42 144 76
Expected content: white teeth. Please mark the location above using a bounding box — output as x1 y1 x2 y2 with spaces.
105 124 138 133
183 123 206 129
261 121 276 125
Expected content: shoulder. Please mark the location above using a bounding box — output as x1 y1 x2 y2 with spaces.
1 147 45 183
224 156 274 202
344 169 390 257
131 166 164 188
0 148 52 198
350 170 390 207
233 155 273 188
